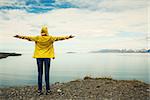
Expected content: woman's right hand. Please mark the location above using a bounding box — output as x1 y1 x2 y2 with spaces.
69 35 75 38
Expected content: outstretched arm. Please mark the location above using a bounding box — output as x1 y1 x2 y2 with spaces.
52 35 75 41
13 35 38 41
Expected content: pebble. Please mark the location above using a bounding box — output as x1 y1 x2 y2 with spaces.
147 89 150 92
0 90 2 94
57 89 62 93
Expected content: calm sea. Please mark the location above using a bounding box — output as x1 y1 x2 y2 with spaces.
0 52 149 87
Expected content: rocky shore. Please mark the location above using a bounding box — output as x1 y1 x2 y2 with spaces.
0 76 149 100
0 52 21 59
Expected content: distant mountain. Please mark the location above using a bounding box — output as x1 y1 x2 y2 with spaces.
90 49 150 53
0 52 22 59
146 49 150 53
66 52 77 54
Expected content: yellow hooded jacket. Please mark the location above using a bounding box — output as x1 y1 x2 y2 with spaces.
17 35 70 58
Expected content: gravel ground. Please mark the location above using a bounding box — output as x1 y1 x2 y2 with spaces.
0 77 149 100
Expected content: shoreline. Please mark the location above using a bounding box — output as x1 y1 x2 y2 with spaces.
0 52 21 59
0 76 149 100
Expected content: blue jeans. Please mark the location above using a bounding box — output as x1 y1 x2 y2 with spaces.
36 58 51 91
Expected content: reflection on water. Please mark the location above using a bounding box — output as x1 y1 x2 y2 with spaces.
0 52 149 87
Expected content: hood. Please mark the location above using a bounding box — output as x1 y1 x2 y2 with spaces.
41 26 49 36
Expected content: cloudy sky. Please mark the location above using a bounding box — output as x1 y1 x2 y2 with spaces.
0 0 149 53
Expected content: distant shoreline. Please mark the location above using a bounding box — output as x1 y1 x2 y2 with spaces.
0 76 149 100
0 52 22 59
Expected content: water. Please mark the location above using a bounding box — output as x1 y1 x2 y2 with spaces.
0 52 149 87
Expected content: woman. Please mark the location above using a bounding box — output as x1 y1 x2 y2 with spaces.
14 26 75 95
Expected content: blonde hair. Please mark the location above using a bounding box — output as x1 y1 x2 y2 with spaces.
41 26 49 36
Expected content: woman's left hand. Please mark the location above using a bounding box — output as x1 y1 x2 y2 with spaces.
13 35 19 38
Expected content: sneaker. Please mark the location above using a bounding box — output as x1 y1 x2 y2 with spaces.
37 90 43 96
46 90 52 95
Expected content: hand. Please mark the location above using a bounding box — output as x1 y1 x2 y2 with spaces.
69 35 75 38
13 35 19 38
